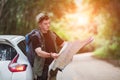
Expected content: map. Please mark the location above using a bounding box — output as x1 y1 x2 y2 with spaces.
49 37 94 71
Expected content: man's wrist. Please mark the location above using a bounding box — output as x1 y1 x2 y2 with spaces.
50 53 52 58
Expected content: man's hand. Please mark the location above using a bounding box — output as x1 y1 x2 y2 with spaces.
50 53 60 59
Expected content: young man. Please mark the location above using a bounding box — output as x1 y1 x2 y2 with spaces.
32 13 64 80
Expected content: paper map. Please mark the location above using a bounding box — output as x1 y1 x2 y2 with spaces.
49 37 94 71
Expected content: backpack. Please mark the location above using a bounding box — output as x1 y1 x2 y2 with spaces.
25 29 41 67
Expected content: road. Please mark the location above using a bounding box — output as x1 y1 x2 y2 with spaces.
57 53 120 80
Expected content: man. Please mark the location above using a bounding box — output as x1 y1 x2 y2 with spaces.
32 12 64 80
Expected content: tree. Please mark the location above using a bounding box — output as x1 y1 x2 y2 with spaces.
0 0 76 35
88 0 120 59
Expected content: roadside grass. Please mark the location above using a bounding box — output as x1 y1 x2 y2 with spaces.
93 48 120 67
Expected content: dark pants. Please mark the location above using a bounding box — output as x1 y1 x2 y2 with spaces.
47 68 62 80
36 68 59 80
47 69 58 80
37 65 49 80
36 63 61 80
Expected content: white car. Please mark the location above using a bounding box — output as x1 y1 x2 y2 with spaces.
0 35 33 80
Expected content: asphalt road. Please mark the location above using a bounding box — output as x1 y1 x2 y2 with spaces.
57 53 120 80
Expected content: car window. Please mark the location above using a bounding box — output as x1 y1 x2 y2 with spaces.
18 40 27 56
0 44 17 61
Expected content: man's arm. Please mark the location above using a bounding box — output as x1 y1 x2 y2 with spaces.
32 35 52 58
35 47 60 59
35 47 51 58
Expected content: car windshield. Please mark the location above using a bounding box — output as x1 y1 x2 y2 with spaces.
0 44 17 61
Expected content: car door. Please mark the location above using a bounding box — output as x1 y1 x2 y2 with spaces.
0 43 17 80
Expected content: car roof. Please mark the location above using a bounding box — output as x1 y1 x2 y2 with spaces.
0 35 25 44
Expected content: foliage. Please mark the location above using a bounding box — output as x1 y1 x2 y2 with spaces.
90 0 120 59
0 0 76 35
94 38 120 59
0 0 120 59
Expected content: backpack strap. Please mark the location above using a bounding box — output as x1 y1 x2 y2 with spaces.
25 29 38 53
25 34 29 53
25 29 43 67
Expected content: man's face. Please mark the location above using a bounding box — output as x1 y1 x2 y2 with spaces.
39 19 50 33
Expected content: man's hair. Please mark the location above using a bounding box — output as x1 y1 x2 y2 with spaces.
36 13 49 23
